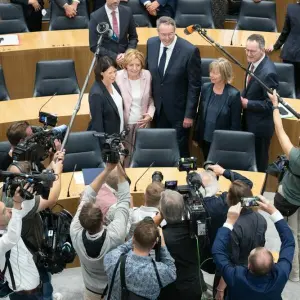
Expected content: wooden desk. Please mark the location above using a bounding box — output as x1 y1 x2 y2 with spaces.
0 94 90 141
59 168 266 215
0 28 281 99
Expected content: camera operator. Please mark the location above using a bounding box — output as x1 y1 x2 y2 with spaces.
200 164 253 252
154 190 207 300
127 182 165 238
103 218 176 300
214 180 267 300
1 121 61 173
268 90 300 282
0 185 41 299
3 152 65 300
212 196 295 300
70 162 131 300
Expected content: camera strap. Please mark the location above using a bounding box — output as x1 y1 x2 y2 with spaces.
1 251 16 291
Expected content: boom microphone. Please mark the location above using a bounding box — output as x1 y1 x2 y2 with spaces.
184 24 201 35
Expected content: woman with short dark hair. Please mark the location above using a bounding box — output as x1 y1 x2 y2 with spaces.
88 56 124 135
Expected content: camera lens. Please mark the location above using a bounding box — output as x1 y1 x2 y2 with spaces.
152 171 163 183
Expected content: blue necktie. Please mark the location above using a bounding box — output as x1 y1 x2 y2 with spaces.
158 47 168 78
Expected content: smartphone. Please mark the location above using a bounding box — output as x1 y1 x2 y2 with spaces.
165 180 178 190
241 196 260 207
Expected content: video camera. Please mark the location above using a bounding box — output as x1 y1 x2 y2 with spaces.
12 112 67 163
94 129 129 164
0 169 57 201
153 157 209 238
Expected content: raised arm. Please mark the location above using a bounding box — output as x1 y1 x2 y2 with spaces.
268 90 293 158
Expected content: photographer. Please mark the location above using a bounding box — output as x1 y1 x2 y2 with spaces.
214 180 267 300
268 90 300 281
103 218 176 300
1 121 61 173
70 162 131 300
212 196 295 300
155 190 207 300
3 152 64 300
128 182 165 238
200 164 253 249
0 186 41 299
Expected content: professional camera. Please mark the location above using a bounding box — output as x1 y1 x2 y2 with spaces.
12 121 67 164
166 158 209 238
0 169 57 201
95 129 129 164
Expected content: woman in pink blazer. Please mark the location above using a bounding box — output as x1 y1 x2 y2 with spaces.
116 49 155 166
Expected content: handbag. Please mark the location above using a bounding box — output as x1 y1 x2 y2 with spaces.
106 253 162 300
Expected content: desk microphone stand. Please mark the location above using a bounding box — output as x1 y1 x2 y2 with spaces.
190 26 300 119
61 33 104 150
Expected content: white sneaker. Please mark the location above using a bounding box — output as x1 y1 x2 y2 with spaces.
53 292 63 300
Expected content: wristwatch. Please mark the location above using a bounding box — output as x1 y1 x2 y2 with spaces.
272 106 279 111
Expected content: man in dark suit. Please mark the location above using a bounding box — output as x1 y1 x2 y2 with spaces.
241 34 278 172
54 0 80 18
212 196 295 300
146 16 201 158
89 0 138 65
140 0 177 27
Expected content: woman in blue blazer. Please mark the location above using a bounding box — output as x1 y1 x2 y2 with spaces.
193 58 242 159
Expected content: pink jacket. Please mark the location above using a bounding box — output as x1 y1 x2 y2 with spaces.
115 69 155 126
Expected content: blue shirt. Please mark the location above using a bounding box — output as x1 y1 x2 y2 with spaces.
104 239 176 300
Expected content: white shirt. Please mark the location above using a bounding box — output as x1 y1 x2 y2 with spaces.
110 85 124 133
246 54 266 86
158 35 178 75
128 79 142 125
0 202 40 292
105 4 120 35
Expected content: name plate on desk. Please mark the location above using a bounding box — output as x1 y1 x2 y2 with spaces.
0 35 20 46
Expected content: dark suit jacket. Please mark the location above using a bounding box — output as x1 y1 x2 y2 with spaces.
140 0 177 15
212 219 295 300
193 82 241 143
89 5 138 59
146 36 201 123
88 80 123 134
242 56 278 138
274 4 300 62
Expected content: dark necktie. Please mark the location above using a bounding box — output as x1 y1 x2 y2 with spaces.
158 47 168 78
246 64 255 87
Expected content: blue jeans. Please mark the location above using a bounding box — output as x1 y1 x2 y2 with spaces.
38 267 53 300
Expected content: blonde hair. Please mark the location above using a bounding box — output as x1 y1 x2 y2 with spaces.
209 58 234 84
123 49 145 69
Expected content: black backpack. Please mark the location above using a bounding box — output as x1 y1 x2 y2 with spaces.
107 253 162 300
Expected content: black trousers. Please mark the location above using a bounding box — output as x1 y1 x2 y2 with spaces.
255 136 271 172
201 140 211 161
155 106 190 158
24 8 42 32
283 60 300 99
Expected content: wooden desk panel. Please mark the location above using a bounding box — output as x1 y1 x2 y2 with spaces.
59 168 266 215
0 29 281 99
0 94 90 141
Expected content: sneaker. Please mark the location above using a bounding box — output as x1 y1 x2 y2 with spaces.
53 292 63 300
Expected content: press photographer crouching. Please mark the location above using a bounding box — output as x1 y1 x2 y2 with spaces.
268 90 300 282
104 218 176 300
213 181 267 300
70 162 131 300
212 196 295 300
154 190 207 300
0 186 41 299
1 152 65 300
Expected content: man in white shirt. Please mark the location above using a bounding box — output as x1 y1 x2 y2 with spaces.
89 0 138 65
0 187 40 299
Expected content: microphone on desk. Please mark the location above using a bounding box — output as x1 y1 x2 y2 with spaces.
230 26 238 46
67 164 77 198
133 162 155 192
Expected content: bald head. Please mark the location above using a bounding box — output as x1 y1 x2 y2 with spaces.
248 247 274 276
